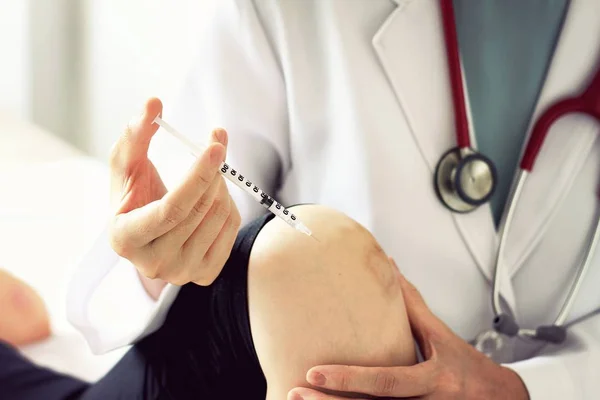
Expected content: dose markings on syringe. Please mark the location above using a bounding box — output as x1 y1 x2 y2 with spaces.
220 162 298 222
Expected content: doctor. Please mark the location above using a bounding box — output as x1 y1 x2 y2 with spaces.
70 0 600 399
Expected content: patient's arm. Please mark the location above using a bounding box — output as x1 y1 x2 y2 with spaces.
248 205 416 399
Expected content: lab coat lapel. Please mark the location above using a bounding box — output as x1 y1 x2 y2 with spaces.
372 0 515 306
503 0 600 277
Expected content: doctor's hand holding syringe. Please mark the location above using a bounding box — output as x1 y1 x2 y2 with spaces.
108 98 241 299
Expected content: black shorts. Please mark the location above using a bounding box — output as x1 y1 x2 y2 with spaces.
0 212 274 400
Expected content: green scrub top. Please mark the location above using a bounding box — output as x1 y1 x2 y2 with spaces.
453 0 570 226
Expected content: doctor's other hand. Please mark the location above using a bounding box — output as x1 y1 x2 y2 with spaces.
108 98 241 299
290 260 529 400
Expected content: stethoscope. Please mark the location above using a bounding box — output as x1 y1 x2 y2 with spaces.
434 0 600 359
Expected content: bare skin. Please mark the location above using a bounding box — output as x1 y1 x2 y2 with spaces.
0 270 50 346
108 98 241 298
247 205 417 399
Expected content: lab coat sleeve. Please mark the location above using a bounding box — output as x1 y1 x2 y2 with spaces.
68 0 288 354
166 0 290 223
504 315 600 399
66 226 182 355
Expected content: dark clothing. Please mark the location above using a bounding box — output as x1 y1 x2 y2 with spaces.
0 212 274 399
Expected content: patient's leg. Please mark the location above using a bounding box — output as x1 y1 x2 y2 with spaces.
248 205 416 399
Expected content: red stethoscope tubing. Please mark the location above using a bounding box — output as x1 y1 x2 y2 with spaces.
440 0 600 171
440 0 470 150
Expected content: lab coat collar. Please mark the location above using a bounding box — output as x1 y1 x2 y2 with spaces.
372 0 600 307
371 0 508 301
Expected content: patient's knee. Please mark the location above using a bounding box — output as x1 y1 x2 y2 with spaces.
248 205 415 397
249 204 401 299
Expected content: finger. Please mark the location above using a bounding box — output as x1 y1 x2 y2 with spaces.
394 270 450 358
162 139 226 217
163 193 237 286
109 97 163 174
393 262 438 330
181 178 232 263
396 270 430 316
111 142 225 249
151 172 222 253
192 198 241 285
287 387 369 400
211 126 228 147
142 127 229 250
306 362 437 398
388 256 402 277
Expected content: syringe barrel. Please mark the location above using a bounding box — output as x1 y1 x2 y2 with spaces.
152 116 309 234
219 162 300 228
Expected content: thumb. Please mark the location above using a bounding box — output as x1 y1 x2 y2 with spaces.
390 259 447 346
208 126 228 148
389 258 433 322
110 97 163 174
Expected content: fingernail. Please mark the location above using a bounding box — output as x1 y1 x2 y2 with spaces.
213 128 226 145
307 371 326 386
288 392 304 400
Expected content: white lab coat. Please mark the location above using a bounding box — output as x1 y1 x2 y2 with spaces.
68 1 600 398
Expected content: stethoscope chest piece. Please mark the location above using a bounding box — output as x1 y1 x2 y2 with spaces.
434 147 498 213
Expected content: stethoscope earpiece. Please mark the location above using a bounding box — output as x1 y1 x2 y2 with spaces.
434 147 497 213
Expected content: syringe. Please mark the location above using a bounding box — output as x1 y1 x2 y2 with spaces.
153 116 315 239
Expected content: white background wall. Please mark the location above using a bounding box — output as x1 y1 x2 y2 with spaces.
0 1 30 120
0 0 216 160
0 1 215 376
80 0 216 159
